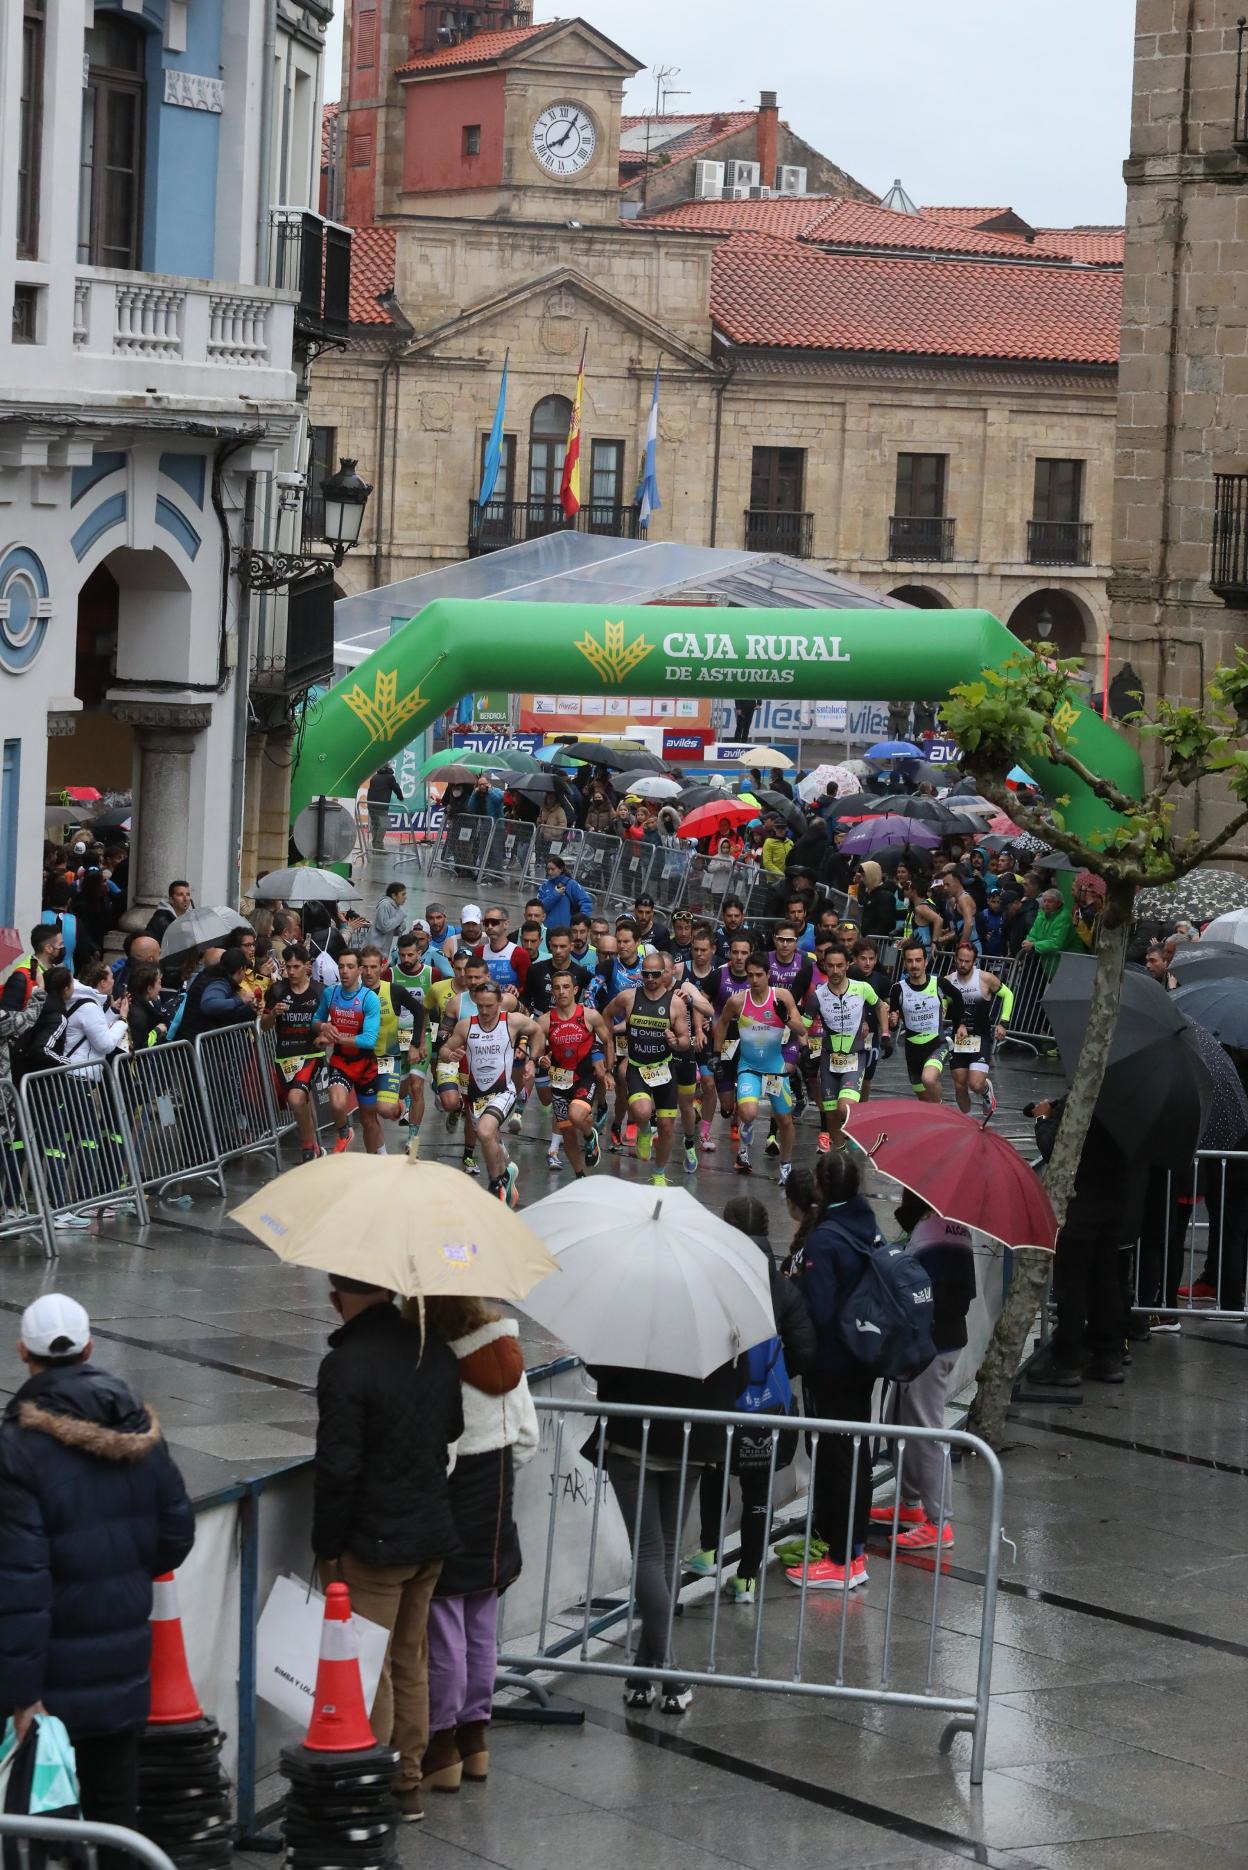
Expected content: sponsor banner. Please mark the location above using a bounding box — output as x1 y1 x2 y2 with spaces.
923 736 961 765
454 730 545 754
749 698 888 743
662 729 712 757
472 691 511 725
518 694 714 734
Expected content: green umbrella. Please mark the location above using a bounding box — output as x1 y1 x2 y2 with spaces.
488 748 541 773
420 747 500 779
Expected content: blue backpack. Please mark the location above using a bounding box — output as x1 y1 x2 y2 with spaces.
835 1240 937 1381
736 1336 793 1417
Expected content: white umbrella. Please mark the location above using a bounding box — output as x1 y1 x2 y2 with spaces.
1203 907 1248 949
725 746 793 770
254 866 363 905
622 775 683 801
517 1180 775 1379
798 762 859 802
158 905 250 960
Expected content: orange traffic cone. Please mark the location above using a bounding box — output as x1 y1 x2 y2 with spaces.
148 1572 204 1725
303 1582 377 1754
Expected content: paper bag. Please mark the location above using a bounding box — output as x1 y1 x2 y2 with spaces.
255 1575 388 1727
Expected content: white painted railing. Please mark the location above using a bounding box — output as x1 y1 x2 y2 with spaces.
71 269 294 381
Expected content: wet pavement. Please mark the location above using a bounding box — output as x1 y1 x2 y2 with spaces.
6 852 1248 1865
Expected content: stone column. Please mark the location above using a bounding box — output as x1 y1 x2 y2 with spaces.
109 700 211 929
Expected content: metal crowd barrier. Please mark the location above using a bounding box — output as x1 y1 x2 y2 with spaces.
111 1039 227 1201
529 825 585 887
18 1056 150 1241
476 816 537 888
1133 1149 1248 1321
0 1091 49 1254
0 1814 176 1870
498 1396 1004 1783
194 1024 284 1176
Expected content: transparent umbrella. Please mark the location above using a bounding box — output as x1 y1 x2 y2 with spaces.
253 867 362 904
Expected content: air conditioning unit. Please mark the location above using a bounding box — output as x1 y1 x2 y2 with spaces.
694 160 725 201
777 165 807 196
727 185 752 200
723 159 760 191
748 185 773 200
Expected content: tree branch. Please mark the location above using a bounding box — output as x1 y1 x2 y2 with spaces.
1177 804 1248 872
1038 733 1143 818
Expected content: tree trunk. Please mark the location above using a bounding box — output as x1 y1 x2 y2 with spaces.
968 899 1132 1448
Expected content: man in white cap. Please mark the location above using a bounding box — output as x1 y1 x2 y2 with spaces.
0 1294 193 1847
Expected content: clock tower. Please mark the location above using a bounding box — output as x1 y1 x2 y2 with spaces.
386 14 642 223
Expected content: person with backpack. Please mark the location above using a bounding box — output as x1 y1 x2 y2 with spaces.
786 1151 936 1592
686 1197 815 1602
873 1191 977 1552
1 926 63 1014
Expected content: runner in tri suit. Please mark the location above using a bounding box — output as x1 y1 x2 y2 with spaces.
392 930 434 1138
711 935 755 1149
665 950 717 1177
810 940 882 1149
433 952 501 1175
948 938 1014 1122
601 919 648 1151
537 970 615 1178
313 950 382 1154
849 938 892 1107
888 940 966 1105
523 928 593 1170
358 947 427 1146
260 943 323 1162
765 922 814 1157
601 958 691 1187
686 925 724 1154
439 981 540 1206
713 954 807 1187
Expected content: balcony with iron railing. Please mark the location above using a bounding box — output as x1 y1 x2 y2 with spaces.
1027 519 1092 566
743 509 814 557
467 499 642 554
889 515 955 562
1211 472 1248 605
269 208 352 340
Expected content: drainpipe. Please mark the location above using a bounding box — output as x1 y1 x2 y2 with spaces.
255 0 278 280
228 476 259 908
709 363 735 547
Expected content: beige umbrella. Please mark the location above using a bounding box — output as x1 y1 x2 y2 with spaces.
725 746 793 770
232 1155 557 1300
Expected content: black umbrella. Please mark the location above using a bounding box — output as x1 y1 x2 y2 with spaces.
560 742 666 773
744 789 806 833
84 806 133 833
679 783 739 810
844 796 976 836
1029 851 1077 873
1181 1019 1248 1150
511 771 574 799
823 792 887 818
1043 955 1212 1169
1173 976 1248 1053
1169 941 1248 986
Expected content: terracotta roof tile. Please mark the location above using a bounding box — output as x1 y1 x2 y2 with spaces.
396 22 549 74
348 226 397 326
639 195 849 238
618 111 760 188
321 100 338 170
711 234 1122 364
1033 228 1125 266
920 205 1015 226
639 197 1085 261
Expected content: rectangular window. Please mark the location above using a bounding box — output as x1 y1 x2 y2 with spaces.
303 425 337 538
78 20 146 270
0 740 20 929
12 285 40 344
17 2 45 259
894 453 947 517
589 439 624 508
1033 458 1084 523
478 431 515 503
463 124 482 157
749 445 805 512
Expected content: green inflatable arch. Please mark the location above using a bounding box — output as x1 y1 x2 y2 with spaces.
293 602 1142 842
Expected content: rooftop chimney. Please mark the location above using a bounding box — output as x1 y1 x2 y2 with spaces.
757 90 778 190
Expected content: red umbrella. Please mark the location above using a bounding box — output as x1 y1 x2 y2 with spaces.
843 1099 1056 1253
64 786 102 803
679 798 757 841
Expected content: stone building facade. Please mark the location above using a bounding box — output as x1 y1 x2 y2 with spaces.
1110 0 1248 860
312 4 1123 682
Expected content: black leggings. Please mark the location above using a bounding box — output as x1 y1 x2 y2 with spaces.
698 1464 775 1580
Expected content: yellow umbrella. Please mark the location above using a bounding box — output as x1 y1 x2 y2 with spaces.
231 1155 557 1300
726 746 793 770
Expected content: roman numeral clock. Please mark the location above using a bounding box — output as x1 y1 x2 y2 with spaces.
531 102 597 176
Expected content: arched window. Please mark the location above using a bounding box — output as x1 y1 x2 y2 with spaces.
78 15 146 269
528 395 572 510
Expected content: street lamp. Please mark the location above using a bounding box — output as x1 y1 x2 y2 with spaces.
1035 607 1054 640
236 457 374 592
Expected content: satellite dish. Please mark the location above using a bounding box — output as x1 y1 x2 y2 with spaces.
293 799 357 864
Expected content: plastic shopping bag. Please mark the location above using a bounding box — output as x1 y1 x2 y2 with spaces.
0 1715 80 1870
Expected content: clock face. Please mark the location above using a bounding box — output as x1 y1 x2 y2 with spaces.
531 102 597 177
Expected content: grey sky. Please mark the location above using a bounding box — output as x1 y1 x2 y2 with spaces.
325 1 1134 227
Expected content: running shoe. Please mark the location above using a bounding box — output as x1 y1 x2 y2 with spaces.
584 1130 601 1170
331 1128 353 1155
623 1685 654 1711
727 1575 756 1605
1178 1280 1217 1302
981 1079 997 1122
635 1127 653 1162
609 1125 623 1153
651 1172 667 1188
593 1105 610 1135
869 1502 926 1527
698 1121 715 1153
659 1688 693 1714
894 1522 953 1552
850 1554 869 1587
778 1162 792 1192
730 1122 740 1147
501 1162 520 1209
735 1151 752 1177
764 1133 780 1158
817 1132 832 1155
506 1110 523 1136
52 1212 93 1231
683 1548 718 1576
683 1141 698 1176
462 1152 480 1177
445 1106 461 1134
546 1145 562 1170
785 1557 852 1591
1150 1315 1182 1333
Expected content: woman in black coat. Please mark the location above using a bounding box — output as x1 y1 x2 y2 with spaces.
690 1197 815 1603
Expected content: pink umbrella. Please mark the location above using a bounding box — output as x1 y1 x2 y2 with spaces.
987 811 1022 836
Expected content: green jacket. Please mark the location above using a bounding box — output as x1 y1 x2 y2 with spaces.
1028 904 1076 958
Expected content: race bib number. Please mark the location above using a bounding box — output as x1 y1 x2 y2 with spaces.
639 1059 672 1087
954 1037 981 1054
827 1052 858 1073
277 1054 313 1083
806 1033 823 1060
376 1057 401 1085
762 1074 787 1098
549 1066 574 1090
435 1060 461 1088
721 1037 739 1062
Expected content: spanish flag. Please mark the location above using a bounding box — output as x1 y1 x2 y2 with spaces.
560 338 587 520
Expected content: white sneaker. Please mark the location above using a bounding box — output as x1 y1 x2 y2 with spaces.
53 1212 93 1230
506 1110 524 1135
546 1145 562 1169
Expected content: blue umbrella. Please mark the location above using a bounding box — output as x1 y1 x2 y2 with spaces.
1007 764 1038 787
864 739 923 763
